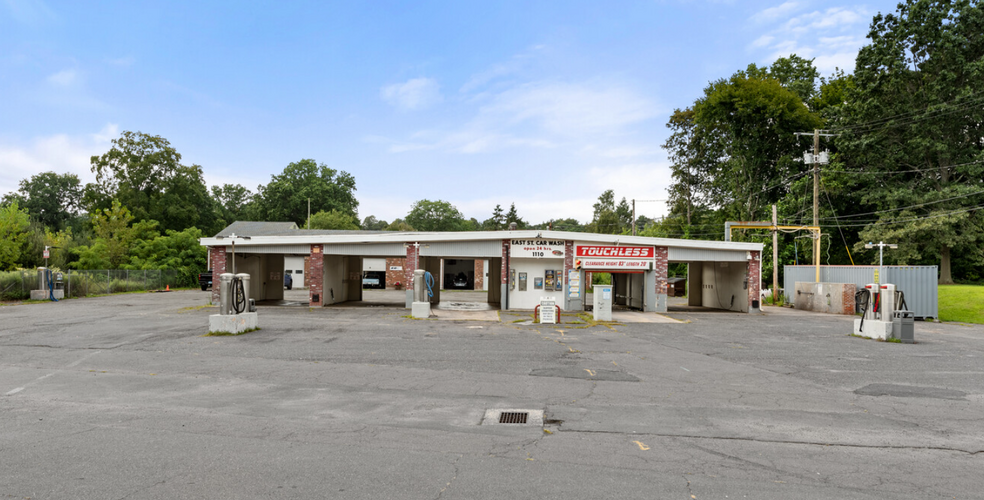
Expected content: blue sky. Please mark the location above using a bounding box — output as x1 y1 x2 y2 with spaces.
1 0 900 225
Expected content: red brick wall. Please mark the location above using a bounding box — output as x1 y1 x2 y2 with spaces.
655 246 669 296
385 257 406 288
209 246 226 304
841 284 857 315
747 251 761 310
303 256 311 288
500 240 509 285
309 245 323 306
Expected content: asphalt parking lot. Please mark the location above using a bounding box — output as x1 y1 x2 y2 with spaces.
2 290 982 499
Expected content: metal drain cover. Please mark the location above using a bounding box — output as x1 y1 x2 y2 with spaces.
482 409 544 426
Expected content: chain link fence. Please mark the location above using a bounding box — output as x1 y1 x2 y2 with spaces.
0 269 185 301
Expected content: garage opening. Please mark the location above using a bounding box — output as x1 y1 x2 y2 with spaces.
415 256 498 310
584 271 647 311
668 261 749 313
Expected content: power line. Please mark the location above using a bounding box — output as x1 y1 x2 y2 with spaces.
828 90 984 133
820 188 984 221
830 203 984 228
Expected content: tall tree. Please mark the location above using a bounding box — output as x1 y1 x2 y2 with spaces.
482 204 506 230
405 199 466 231
87 131 214 233
255 159 358 225
361 215 389 231
835 0 984 283
504 203 526 229
2 172 83 231
210 184 255 226
305 210 360 230
589 190 622 234
692 68 821 222
0 200 31 270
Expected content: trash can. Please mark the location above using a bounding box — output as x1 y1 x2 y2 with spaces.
893 310 915 344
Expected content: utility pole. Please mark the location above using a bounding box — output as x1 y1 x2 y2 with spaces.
772 204 778 302
631 199 636 236
307 198 311 229
813 129 820 283
795 129 838 282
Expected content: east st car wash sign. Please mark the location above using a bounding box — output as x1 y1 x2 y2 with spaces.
511 240 565 258
575 245 654 270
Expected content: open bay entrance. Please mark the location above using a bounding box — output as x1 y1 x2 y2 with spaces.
584 271 649 311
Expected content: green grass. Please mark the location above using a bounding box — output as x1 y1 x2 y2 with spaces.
204 327 261 336
938 285 984 324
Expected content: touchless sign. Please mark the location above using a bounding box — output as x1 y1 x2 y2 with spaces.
575 245 655 271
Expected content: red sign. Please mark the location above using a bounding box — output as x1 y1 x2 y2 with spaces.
576 245 654 258
43 249 49 259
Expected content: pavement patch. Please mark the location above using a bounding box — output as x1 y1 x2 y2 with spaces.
529 367 640 382
854 383 967 400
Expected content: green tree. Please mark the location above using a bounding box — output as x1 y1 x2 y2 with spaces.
305 209 360 230
0 200 31 270
361 215 389 230
768 54 820 103
589 190 621 234
482 204 506 230
835 0 984 283
87 200 136 268
693 69 821 222
87 131 215 233
385 219 415 231
504 203 526 229
210 183 255 227
405 199 466 231
127 227 207 285
2 172 83 231
255 159 358 225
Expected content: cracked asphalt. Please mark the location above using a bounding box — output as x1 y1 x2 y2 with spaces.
2 290 983 499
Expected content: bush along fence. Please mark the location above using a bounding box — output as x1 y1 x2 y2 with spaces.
0 269 186 301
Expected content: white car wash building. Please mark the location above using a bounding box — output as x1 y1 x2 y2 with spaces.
201 222 764 314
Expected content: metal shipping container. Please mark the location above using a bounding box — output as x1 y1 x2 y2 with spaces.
783 265 938 319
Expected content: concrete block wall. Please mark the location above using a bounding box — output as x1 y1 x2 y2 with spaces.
208 246 226 304
794 282 857 315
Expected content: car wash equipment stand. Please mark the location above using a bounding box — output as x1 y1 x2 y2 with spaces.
209 273 258 334
411 269 433 319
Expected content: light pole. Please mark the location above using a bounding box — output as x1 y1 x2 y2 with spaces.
864 241 897 284
216 234 251 275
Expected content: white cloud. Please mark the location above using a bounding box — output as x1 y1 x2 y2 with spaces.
752 1 804 23
478 81 658 137
381 77 442 110
747 4 871 74
46 69 77 87
0 124 117 196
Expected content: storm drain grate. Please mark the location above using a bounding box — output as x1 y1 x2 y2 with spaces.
481 409 544 426
498 412 528 424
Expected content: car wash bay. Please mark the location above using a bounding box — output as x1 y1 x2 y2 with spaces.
203 230 763 315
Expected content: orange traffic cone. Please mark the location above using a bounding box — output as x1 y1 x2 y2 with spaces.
166 285 170 291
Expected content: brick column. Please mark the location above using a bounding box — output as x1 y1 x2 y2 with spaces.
501 240 510 309
209 246 226 305
747 250 762 312
473 259 484 290
309 244 323 306
405 244 418 290
654 246 669 312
